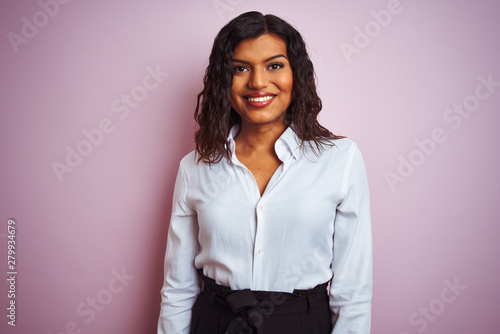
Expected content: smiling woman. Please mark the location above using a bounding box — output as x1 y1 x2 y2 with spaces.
230 34 293 127
158 11 373 334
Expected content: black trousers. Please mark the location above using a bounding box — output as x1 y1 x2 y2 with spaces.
190 270 332 334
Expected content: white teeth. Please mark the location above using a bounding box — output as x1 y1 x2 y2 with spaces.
247 95 274 102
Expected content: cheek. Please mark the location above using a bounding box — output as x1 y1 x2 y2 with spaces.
230 82 245 113
282 75 293 106
230 77 243 99
277 73 293 95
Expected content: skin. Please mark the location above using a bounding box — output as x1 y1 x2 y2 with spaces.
230 33 294 196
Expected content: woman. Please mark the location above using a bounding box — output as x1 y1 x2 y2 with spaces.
158 11 372 334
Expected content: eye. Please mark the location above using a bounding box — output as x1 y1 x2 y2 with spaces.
268 62 285 70
233 65 248 73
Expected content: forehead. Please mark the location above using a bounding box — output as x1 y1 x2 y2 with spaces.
232 33 288 60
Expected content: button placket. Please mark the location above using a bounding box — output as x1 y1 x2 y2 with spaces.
252 199 266 289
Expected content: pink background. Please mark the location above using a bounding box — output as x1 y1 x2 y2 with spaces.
1 0 499 333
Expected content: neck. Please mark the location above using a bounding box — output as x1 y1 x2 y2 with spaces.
235 121 288 154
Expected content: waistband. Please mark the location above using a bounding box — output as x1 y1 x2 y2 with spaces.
196 269 329 334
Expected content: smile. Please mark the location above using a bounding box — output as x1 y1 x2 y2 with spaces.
244 94 277 108
246 95 275 102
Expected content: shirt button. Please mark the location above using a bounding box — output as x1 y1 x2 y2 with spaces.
257 204 262 210
258 248 264 254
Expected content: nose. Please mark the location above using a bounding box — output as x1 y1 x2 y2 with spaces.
248 67 269 90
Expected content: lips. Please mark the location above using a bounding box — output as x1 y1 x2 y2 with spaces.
244 92 277 108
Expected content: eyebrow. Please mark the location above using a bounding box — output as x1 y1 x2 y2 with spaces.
231 54 288 64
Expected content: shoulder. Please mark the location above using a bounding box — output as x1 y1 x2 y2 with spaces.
327 139 369 185
177 150 202 174
178 149 221 174
302 137 362 163
179 150 197 167
329 137 359 154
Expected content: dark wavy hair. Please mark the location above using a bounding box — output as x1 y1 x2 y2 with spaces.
194 11 343 164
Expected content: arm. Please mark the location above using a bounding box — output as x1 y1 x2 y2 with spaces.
330 142 373 333
158 161 200 334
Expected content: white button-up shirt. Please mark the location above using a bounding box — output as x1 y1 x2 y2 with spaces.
158 125 372 333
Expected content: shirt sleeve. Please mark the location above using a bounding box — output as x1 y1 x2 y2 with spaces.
158 160 200 334
329 142 373 333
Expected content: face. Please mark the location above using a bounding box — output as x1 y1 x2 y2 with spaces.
230 33 293 130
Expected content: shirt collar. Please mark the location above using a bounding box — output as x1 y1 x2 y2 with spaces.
226 124 302 162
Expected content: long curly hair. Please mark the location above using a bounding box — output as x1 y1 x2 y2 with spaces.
194 11 343 164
